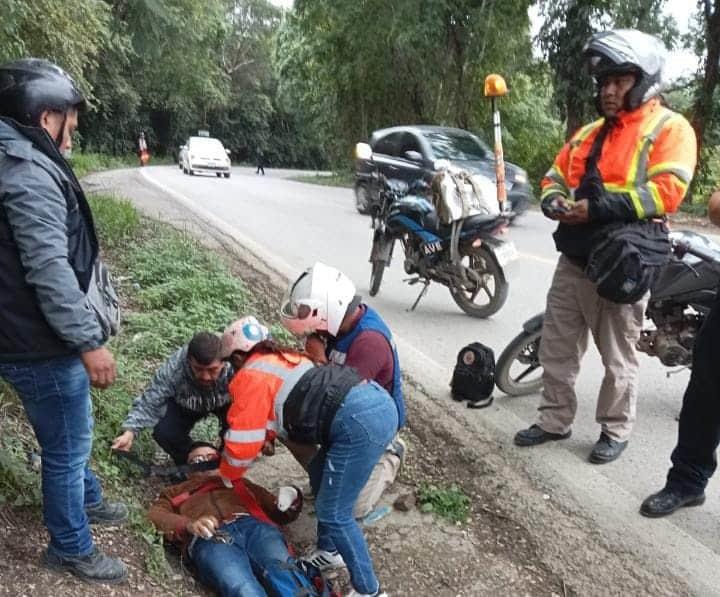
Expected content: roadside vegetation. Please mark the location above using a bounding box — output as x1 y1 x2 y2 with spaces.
418 483 472 524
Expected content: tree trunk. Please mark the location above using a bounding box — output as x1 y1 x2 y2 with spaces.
691 0 720 163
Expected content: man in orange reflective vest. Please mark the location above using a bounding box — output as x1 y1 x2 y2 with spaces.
514 29 697 463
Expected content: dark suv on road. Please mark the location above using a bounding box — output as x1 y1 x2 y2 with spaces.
354 125 534 216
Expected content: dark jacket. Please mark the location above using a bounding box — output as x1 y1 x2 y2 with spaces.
284 365 363 445
148 476 299 549
122 346 234 432
0 117 103 361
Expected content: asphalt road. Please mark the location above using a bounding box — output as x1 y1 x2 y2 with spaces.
139 165 720 593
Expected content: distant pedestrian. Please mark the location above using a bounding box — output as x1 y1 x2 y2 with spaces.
138 131 149 166
256 148 265 175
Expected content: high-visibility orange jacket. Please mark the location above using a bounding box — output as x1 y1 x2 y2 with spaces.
219 350 314 482
542 98 697 220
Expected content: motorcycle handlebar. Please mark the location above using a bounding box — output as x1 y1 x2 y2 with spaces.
672 238 720 267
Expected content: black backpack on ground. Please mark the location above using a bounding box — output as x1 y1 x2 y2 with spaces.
450 342 495 409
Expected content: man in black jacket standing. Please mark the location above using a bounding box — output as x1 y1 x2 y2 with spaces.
0 58 127 583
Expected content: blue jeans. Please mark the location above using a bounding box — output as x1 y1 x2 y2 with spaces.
0 355 103 557
152 399 229 465
309 382 398 594
188 516 293 597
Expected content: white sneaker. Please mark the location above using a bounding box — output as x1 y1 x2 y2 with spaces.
303 548 346 571
387 436 406 469
345 589 388 597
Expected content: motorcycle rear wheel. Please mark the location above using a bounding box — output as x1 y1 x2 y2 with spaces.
369 260 385 296
495 328 543 396
449 247 508 318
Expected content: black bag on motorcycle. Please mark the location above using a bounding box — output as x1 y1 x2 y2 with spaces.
585 219 671 304
450 342 495 408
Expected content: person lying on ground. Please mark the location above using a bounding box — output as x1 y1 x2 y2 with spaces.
147 441 310 597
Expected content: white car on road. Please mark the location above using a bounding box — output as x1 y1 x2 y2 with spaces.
181 136 231 178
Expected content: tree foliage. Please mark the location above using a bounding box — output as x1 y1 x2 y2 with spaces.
276 0 543 169
537 0 678 137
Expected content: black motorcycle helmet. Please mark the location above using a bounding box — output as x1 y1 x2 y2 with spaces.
583 29 666 113
0 58 85 145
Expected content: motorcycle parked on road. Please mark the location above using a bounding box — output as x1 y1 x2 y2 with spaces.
495 230 720 396
367 171 518 318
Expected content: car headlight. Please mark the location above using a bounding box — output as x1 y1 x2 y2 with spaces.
514 170 528 185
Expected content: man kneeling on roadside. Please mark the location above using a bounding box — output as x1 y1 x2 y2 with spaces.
148 442 310 597
112 330 235 464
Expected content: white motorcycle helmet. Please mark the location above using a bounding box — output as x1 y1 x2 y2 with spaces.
280 262 359 337
220 315 270 358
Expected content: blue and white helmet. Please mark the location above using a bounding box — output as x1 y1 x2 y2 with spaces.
220 316 270 357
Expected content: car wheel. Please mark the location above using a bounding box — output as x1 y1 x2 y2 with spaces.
188 168 195 176
224 172 230 179
216 173 222 178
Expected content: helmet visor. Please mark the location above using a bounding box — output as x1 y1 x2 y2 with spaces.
280 300 314 320
279 292 324 336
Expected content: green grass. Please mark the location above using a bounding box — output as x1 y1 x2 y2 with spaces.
291 170 355 188
418 483 471 523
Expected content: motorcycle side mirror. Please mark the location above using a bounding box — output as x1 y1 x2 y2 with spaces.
404 150 423 162
355 142 373 161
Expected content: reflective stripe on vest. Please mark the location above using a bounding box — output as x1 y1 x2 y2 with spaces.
603 110 674 218
224 428 267 443
560 110 677 218
542 120 603 201
222 451 256 469
244 358 314 438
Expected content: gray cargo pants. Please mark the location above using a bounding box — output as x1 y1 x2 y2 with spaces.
281 437 401 519
536 256 648 441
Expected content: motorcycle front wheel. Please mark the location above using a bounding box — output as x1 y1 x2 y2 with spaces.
355 184 372 215
495 328 543 396
369 260 385 296
449 246 508 318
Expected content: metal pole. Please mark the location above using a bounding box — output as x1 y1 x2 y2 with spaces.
492 96 507 207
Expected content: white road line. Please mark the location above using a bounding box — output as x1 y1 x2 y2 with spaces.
517 251 557 265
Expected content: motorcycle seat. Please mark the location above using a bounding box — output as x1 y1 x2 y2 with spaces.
435 214 504 236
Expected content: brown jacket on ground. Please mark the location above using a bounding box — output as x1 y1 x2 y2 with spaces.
148 475 299 549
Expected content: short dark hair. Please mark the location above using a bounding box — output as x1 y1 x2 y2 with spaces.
187 332 222 365
189 440 217 452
